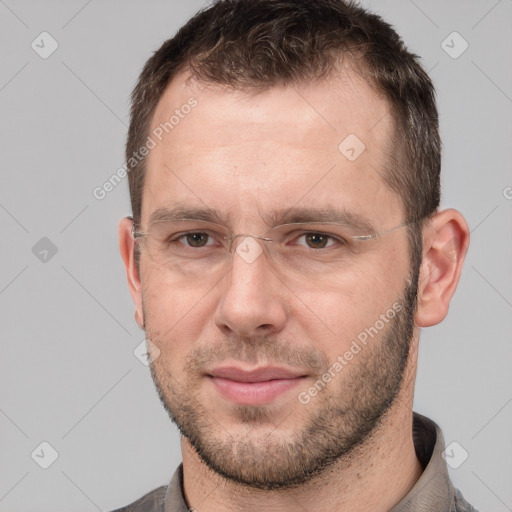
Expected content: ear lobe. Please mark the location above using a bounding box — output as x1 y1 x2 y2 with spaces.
134 309 145 330
415 209 470 328
119 217 144 327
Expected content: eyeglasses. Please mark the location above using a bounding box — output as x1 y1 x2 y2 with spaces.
131 217 413 284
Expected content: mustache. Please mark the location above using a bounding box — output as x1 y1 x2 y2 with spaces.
183 336 330 375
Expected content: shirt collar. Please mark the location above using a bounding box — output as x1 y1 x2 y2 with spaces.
390 412 455 511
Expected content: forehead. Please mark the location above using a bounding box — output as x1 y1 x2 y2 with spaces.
143 66 402 225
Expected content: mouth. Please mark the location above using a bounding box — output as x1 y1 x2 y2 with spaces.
207 366 308 406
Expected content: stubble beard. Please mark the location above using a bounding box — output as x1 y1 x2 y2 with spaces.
145 268 419 491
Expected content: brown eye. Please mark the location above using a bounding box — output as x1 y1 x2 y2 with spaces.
304 233 330 249
184 233 211 247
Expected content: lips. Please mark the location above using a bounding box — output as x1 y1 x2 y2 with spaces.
207 366 307 405
208 366 306 382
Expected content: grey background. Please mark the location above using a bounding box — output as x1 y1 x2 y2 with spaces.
0 0 511 511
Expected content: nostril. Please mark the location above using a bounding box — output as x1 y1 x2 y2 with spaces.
258 323 273 330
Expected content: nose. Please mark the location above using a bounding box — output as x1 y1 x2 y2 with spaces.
214 236 288 338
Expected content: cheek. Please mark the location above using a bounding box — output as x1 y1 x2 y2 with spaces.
293 266 405 357
141 267 214 355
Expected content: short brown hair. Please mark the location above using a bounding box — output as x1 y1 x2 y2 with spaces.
127 0 440 273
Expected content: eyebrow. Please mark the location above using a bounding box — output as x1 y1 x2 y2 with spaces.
147 205 377 234
265 207 377 234
148 206 227 225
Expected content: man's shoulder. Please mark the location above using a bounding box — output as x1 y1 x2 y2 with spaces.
109 485 167 512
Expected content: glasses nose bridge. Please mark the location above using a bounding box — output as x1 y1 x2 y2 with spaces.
225 232 274 253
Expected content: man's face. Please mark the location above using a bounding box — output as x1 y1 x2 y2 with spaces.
137 69 418 489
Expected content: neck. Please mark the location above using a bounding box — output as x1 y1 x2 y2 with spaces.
181 342 422 512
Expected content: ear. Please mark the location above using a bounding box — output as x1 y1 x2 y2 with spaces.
119 217 144 329
415 209 470 327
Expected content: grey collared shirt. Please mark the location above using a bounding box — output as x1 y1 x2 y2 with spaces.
110 413 478 512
